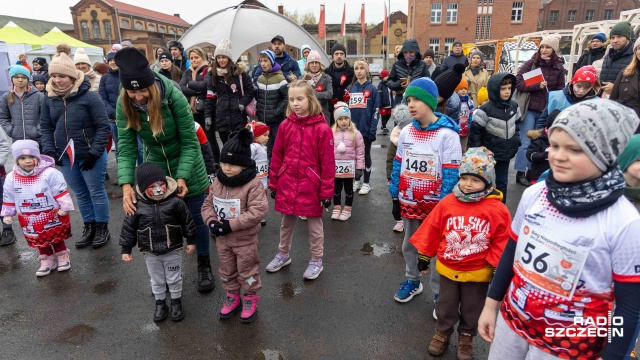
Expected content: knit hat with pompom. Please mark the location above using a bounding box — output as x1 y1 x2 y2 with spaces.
49 44 82 79
220 128 256 168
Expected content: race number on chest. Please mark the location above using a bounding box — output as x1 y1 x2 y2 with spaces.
349 93 367 108
256 160 269 179
335 160 355 178
213 196 241 221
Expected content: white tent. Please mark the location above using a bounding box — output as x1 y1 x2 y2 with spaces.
26 27 105 64
179 4 330 66
0 21 55 64
0 41 11 96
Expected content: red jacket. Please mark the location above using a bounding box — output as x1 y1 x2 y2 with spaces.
269 112 335 217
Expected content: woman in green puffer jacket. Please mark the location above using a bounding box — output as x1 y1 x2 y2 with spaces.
114 48 215 293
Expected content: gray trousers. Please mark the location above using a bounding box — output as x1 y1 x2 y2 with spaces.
402 218 440 294
488 315 560 360
144 250 183 300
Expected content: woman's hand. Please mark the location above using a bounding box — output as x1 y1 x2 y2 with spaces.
176 179 189 198
478 298 501 343
539 80 548 89
122 184 137 216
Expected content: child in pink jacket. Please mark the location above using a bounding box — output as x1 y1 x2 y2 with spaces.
266 80 335 280
331 102 365 221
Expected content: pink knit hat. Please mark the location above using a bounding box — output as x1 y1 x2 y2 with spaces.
307 50 322 64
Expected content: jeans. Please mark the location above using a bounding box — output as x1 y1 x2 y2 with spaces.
183 193 209 256
109 122 118 159
136 135 144 165
514 110 540 172
60 151 109 223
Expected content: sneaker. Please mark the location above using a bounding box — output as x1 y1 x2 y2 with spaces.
457 333 474 360
0 229 16 246
331 208 341 220
36 254 57 277
338 210 351 221
220 292 242 319
359 183 371 195
303 260 323 280
240 294 260 323
353 180 361 192
261 219 266 226
428 330 450 356
265 254 291 273
392 220 404 232
382 128 390 135
55 249 71 272
394 280 423 303
299 216 307 221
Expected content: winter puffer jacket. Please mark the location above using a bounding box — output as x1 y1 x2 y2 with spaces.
516 54 566 112
600 41 635 84
575 46 607 70
201 176 268 247
116 74 210 197
440 53 469 72
469 73 522 161
41 75 110 160
437 92 461 124
347 80 380 140
535 84 601 129
386 39 429 94
526 129 550 181
333 127 365 170
0 87 43 142
611 69 640 122
307 72 333 125
256 63 288 126
180 65 209 119
33 63 49 82
99 68 120 119
119 177 196 255
269 113 335 217
253 51 301 83
325 61 354 105
204 63 256 132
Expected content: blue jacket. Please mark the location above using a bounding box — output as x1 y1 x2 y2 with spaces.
535 84 601 129
253 52 301 83
377 81 392 108
347 80 380 140
438 92 461 123
41 76 111 159
99 68 120 119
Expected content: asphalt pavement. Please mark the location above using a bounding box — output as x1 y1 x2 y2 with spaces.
0 125 529 360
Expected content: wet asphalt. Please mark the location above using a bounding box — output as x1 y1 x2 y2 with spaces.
0 125 530 360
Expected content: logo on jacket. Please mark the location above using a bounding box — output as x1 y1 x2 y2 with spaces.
340 74 347 86
315 84 324 92
130 80 139 89
363 90 370 99
231 84 237 93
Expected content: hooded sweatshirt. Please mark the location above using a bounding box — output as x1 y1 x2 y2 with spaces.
386 39 429 94
297 44 311 73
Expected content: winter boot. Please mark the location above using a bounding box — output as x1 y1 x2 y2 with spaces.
516 171 530 187
240 294 260 323
55 249 71 272
219 292 242 319
75 222 96 248
197 254 215 292
428 330 451 356
0 228 15 246
36 254 57 277
92 222 111 249
153 299 168 322
170 298 185 322
456 333 474 360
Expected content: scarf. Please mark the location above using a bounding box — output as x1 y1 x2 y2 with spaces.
427 62 436 76
51 81 76 98
132 101 149 113
217 68 228 77
545 165 625 218
453 183 494 202
306 70 323 87
85 68 96 80
189 64 207 114
215 165 257 188
470 66 480 76
404 54 416 66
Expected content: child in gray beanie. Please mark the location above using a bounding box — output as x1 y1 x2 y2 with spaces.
386 104 412 232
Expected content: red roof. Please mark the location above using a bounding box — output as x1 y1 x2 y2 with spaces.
102 0 190 27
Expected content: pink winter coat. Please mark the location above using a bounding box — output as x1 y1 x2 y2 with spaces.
269 112 335 217
333 127 365 170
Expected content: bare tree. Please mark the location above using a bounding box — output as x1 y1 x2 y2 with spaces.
283 9 317 25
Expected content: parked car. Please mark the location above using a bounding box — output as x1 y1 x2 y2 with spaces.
369 63 382 79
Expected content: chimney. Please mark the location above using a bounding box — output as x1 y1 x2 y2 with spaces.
278 5 284 15
174 13 181 18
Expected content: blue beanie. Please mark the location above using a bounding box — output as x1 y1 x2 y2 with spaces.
404 77 439 111
32 74 47 85
259 50 276 66
9 65 30 80
592 33 607 42
106 51 117 61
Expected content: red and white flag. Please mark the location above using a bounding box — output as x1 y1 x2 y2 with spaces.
523 68 544 87
340 3 346 37
318 4 326 38
59 139 75 168
361 3 365 38
383 3 388 36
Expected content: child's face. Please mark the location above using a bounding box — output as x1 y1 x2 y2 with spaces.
354 65 367 80
34 82 46 91
288 87 310 116
499 84 511 101
457 88 468 97
549 128 603 183
221 162 245 177
255 132 269 145
12 75 28 89
145 180 167 199
458 175 487 194
17 155 36 172
260 57 272 72
406 96 431 121
337 116 351 130
572 82 593 98
160 58 172 70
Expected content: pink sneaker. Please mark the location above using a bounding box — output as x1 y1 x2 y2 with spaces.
56 249 71 272
219 292 241 319
36 254 56 277
392 220 404 232
240 294 260 323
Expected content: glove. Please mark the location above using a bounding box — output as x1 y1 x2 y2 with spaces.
270 190 276 199
2 216 12 225
45 151 62 166
79 153 99 171
205 117 212 131
355 169 363 181
239 104 245 112
418 253 432 272
392 199 401 220
343 90 350 102
57 210 68 216
211 219 232 236
321 199 332 209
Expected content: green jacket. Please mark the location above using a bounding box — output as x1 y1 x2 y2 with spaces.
116 73 209 197
625 186 640 213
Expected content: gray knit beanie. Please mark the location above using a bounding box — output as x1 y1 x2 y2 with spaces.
391 104 412 129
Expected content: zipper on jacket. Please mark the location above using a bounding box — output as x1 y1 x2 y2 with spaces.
263 72 268 121
21 99 25 139
153 135 172 177
63 99 69 146
82 129 92 147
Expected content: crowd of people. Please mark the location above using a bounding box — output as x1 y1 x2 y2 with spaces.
0 18 640 360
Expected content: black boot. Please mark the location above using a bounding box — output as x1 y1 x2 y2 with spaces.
153 299 168 322
516 171 531 187
93 222 111 249
170 298 185 322
197 254 216 292
75 222 96 248
0 228 15 246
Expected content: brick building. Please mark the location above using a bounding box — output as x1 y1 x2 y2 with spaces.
69 0 190 61
538 0 640 31
407 0 538 56
367 11 408 59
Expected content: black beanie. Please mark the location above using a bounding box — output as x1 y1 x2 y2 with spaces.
114 47 156 90
546 109 562 129
434 63 465 101
33 57 47 66
159 51 172 61
220 128 255 168
136 162 167 192
332 43 347 55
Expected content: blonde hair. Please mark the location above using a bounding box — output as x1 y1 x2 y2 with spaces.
623 51 638 77
286 80 323 117
187 47 206 61
119 83 165 136
332 116 357 141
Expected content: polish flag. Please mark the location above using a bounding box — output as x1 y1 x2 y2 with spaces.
318 4 326 38
361 3 365 38
59 139 75 168
383 3 388 36
523 68 544 87
340 3 346 37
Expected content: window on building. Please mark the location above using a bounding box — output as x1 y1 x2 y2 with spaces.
486 16 491 40
446 3 458 23
80 21 90 39
585 10 595 21
567 10 576 22
512 2 524 22
347 39 357 54
169 28 176 35
159 25 166 33
431 3 442 23
121 19 130 28
135 21 143 30
475 16 481 40
104 21 112 39
429 38 440 55
550 11 559 22
92 20 101 39
604 9 613 20
480 17 486 39
148 24 156 32
327 40 337 55
444 37 456 54
177 29 184 35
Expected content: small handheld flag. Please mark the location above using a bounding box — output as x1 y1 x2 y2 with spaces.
523 68 544 87
59 139 75 168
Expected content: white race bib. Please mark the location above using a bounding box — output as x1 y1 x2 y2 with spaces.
213 197 241 221
335 160 355 178
401 150 439 181
513 224 589 300
256 160 269 179
348 92 367 108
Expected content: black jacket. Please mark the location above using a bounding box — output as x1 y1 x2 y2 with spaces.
179 65 209 119
256 66 288 126
325 61 354 105
386 39 429 93
252 52 301 83
600 41 635 84
119 178 196 255
440 53 469 72
526 129 550 180
575 46 607 71
98 68 120 119
204 64 255 132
